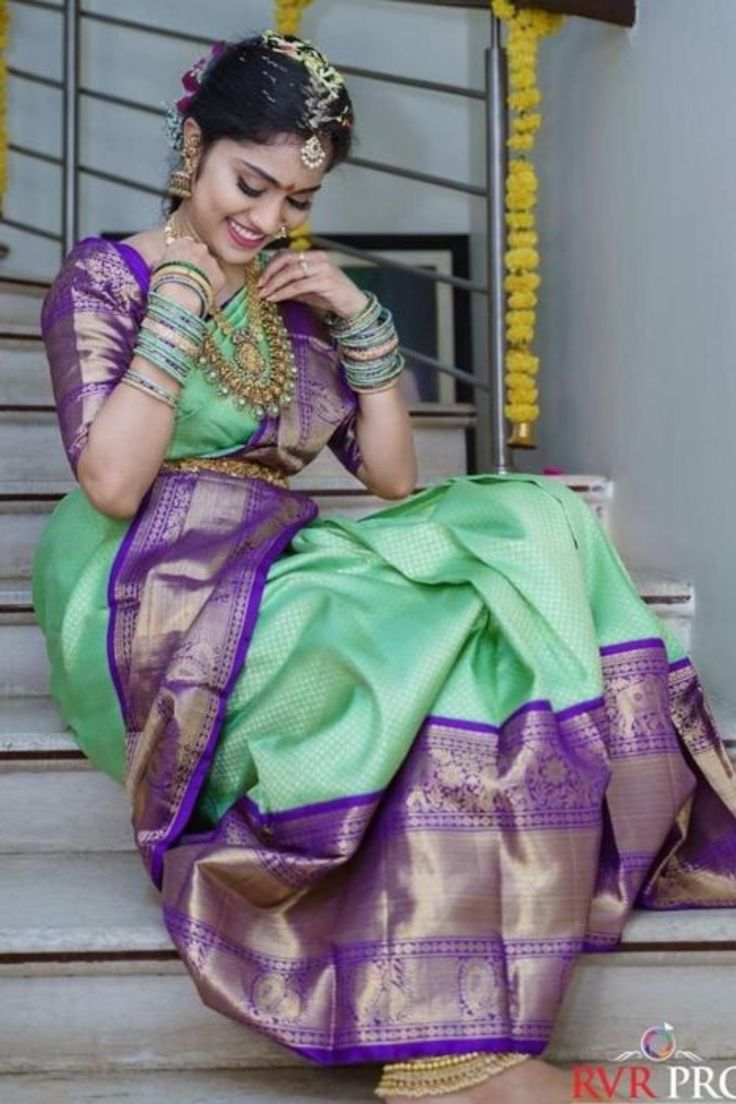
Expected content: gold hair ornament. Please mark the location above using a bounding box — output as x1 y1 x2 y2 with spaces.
261 30 351 169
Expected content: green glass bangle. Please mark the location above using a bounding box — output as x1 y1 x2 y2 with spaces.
152 259 212 288
343 355 404 391
134 330 192 385
149 276 210 319
147 290 206 331
326 292 382 339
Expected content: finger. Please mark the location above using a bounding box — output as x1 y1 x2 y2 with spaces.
257 250 297 287
260 251 317 287
260 262 318 300
265 275 326 304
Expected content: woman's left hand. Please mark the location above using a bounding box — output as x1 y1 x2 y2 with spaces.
257 249 367 319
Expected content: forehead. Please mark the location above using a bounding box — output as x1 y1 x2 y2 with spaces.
220 136 326 191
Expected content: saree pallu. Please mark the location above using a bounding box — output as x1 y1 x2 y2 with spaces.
32 238 736 1066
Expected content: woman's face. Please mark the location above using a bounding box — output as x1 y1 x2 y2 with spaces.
182 122 326 266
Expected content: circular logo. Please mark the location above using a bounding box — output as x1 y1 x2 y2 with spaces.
640 1023 677 1062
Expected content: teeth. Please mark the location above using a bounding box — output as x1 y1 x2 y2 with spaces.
229 219 262 242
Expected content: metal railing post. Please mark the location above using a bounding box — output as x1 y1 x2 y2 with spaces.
61 0 80 255
485 17 512 473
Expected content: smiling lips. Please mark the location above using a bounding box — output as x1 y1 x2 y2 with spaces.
226 218 267 249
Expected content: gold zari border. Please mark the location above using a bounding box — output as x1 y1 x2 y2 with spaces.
161 456 289 489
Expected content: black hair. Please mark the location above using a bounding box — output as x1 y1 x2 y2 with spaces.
168 33 354 210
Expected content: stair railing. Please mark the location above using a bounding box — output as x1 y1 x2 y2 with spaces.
4 0 511 473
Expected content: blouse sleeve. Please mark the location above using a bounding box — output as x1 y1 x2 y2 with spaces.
41 239 148 478
326 361 364 478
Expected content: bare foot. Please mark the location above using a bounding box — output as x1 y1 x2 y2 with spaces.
384 1057 627 1103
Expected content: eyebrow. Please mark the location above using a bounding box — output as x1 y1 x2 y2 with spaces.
236 158 322 194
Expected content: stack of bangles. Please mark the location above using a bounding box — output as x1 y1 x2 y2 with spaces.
120 260 213 409
374 1050 530 1098
326 292 404 394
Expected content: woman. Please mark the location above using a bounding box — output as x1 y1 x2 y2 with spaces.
32 30 736 1103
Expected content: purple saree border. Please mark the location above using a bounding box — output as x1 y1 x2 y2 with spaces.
105 488 152 720
599 637 666 657
239 638 693 827
240 786 383 828
148 495 318 887
295 1037 547 1065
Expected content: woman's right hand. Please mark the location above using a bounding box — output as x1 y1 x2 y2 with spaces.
152 238 227 316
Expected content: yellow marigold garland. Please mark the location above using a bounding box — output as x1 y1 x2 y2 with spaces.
275 0 314 250
0 0 8 207
491 0 563 446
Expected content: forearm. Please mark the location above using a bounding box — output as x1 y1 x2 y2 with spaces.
77 356 182 518
354 383 417 500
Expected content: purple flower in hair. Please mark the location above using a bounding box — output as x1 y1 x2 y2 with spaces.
175 40 228 114
164 40 228 152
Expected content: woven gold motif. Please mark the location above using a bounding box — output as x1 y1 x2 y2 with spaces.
374 1050 530 1098
161 456 289 489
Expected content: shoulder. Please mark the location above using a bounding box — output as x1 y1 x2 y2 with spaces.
41 236 149 334
119 227 165 269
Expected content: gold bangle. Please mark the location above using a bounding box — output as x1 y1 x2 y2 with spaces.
150 268 214 313
341 338 400 363
374 1051 530 1099
349 378 402 395
140 316 202 359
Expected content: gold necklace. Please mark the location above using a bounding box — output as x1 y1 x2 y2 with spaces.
162 215 298 418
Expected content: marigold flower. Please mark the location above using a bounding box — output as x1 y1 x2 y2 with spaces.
492 0 564 439
508 291 538 310
505 248 540 270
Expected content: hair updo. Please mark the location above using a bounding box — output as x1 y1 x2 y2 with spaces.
169 33 354 209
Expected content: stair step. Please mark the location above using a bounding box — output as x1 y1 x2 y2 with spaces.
0 1068 376 1103
0 851 734 1072
0 696 72 754
0 409 472 492
0 338 50 406
0 320 41 339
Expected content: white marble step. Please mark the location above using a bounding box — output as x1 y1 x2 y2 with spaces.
0 409 473 492
0 278 46 321
0 338 49 406
1 854 735 1073
0 1068 376 1103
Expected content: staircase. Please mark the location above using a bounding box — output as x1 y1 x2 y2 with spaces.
1 277 735 1102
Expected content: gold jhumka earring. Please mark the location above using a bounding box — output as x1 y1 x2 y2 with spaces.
167 132 200 199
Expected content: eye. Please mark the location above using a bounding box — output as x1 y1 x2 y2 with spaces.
237 178 264 198
287 197 312 211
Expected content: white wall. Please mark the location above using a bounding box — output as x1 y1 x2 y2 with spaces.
529 0 736 703
3 0 490 272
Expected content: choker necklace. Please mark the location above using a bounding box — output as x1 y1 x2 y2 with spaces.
163 214 297 418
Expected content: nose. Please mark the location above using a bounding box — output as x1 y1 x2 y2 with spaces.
249 194 286 237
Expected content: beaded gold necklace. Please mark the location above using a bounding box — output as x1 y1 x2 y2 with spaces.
163 215 297 418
